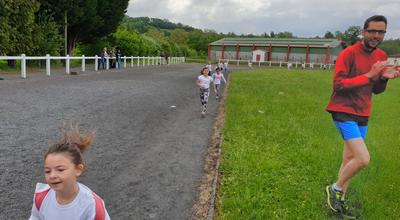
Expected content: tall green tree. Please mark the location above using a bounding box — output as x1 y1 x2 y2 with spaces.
169 29 188 45
275 31 294 38
324 31 334 38
380 39 400 56
0 0 39 56
343 26 361 46
38 0 129 55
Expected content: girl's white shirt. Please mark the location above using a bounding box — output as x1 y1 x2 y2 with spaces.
29 182 110 220
197 75 213 89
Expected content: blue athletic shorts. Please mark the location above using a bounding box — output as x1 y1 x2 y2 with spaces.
334 121 368 140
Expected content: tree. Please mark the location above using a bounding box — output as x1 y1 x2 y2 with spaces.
270 31 275 38
0 0 40 66
275 31 294 38
145 28 167 42
380 39 400 56
169 29 188 45
324 31 334 39
343 26 361 46
33 10 63 56
38 0 129 55
0 0 39 55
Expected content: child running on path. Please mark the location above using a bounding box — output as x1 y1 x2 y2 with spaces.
212 67 227 100
196 67 216 117
29 124 110 220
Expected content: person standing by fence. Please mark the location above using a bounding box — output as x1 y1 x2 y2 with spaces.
325 15 400 219
116 49 121 69
99 48 107 70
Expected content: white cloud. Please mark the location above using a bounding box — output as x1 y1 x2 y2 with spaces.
166 0 192 14
126 0 400 38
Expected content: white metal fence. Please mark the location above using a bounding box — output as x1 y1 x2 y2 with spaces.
218 59 334 70
0 54 186 78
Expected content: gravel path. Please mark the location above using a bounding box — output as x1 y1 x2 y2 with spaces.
0 64 223 219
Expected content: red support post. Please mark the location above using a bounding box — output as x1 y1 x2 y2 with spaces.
207 44 211 61
268 44 272 61
221 44 225 60
235 44 240 60
325 46 331 64
306 45 309 64
286 45 291 62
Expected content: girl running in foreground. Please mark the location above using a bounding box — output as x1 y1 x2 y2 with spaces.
196 67 216 117
29 125 110 220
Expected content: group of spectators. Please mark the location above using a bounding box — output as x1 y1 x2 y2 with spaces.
98 47 122 70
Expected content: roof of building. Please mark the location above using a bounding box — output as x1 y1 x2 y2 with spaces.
210 37 342 48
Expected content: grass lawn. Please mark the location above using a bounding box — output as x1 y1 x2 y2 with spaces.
217 68 400 219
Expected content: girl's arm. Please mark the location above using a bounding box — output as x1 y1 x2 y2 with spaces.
196 79 203 88
222 74 227 84
29 202 40 220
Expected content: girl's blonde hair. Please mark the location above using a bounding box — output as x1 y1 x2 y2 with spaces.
45 124 96 166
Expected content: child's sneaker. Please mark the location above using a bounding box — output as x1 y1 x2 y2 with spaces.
201 109 206 118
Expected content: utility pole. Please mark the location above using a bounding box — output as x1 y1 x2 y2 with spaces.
64 11 67 56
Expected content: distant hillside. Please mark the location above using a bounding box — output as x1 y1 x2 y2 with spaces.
122 16 196 33
77 16 400 59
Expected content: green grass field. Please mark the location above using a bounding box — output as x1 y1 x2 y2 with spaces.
217 68 400 219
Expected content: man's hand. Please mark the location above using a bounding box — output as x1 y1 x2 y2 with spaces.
366 60 389 79
381 65 400 79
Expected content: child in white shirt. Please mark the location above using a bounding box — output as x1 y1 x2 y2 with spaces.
29 125 110 220
196 67 216 117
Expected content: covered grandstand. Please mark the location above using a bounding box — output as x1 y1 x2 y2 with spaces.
208 38 343 65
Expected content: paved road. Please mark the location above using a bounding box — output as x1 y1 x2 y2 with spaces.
0 64 222 219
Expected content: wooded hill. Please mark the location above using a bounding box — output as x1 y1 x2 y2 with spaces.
81 16 399 58
1 1 399 59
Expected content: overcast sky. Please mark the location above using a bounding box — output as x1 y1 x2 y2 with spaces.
126 0 400 39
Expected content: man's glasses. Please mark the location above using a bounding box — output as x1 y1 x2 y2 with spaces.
365 29 386 35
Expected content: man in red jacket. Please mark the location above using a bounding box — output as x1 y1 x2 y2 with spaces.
325 15 400 218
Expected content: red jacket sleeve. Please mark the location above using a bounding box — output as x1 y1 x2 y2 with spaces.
333 50 371 92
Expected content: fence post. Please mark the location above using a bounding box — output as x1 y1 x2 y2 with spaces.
21 54 26 79
95 55 98 71
46 54 51 76
152 57 154 65
123 56 126 68
131 56 133 67
142 56 145 67
82 55 86 72
106 57 110 70
66 55 70 74
147 56 150 66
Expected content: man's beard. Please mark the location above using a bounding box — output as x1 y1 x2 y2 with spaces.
363 38 381 50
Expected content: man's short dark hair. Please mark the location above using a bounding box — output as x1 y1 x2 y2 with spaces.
364 15 387 29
